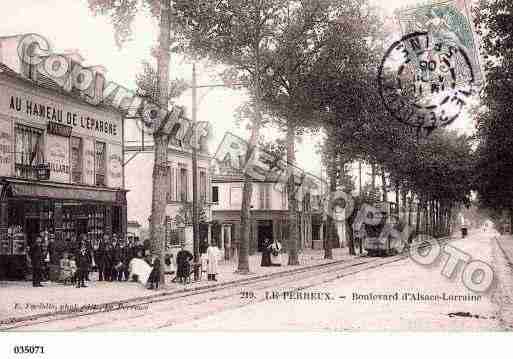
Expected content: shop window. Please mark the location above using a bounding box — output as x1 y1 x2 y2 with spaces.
281 186 287 209
259 184 271 209
71 137 82 183
212 186 219 204
95 141 106 186
200 169 207 202
87 205 105 241
165 216 181 248
180 167 188 202
15 124 43 179
166 167 174 203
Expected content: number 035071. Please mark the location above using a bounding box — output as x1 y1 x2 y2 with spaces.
13 345 45 354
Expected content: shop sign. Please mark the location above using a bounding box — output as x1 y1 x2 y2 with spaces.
36 163 50 180
0 119 12 177
83 139 95 186
3 90 121 142
108 144 123 188
47 121 72 137
46 134 70 183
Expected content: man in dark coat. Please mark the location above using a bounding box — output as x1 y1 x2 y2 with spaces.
120 241 130 281
76 245 89 288
176 244 193 284
260 238 272 267
147 255 161 290
30 236 44 287
104 242 114 281
94 235 108 281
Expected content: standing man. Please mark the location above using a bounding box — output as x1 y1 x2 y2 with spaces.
94 235 108 281
30 236 44 287
76 245 89 288
206 241 221 281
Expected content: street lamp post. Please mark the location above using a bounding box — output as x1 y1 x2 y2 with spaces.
192 63 200 281
190 66 248 281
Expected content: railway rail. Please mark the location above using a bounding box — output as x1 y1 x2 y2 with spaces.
0 236 453 331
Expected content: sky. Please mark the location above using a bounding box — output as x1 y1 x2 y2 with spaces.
0 0 481 180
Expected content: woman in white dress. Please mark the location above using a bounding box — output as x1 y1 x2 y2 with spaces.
269 239 283 266
206 242 221 281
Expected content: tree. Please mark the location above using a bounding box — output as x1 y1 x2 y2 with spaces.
474 1 513 226
88 0 184 286
172 0 298 273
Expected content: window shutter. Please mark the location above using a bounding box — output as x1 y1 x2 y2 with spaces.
259 184 264 209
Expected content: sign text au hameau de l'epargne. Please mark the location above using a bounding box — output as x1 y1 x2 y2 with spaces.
8 94 118 137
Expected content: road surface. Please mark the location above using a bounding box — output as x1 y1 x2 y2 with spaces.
5 231 511 331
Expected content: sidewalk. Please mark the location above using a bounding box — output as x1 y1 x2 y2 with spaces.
0 248 350 322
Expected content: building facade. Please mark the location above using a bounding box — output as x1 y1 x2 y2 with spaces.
124 124 212 256
211 168 328 257
0 64 126 279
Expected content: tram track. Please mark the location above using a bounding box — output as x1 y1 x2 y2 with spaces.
1 236 454 330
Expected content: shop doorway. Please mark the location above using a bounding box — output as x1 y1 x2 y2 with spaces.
257 220 273 252
76 218 88 238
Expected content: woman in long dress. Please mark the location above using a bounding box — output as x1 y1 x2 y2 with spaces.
269 239 283 267
206 242 221 281
260 238 272 267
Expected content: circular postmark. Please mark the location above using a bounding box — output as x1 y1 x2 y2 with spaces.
378 31 475 131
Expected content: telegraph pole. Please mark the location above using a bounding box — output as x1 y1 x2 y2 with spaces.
192 63 200 281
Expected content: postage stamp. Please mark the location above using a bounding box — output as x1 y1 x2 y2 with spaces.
394 0 483 85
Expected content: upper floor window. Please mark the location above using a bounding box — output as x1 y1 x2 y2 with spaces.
180 167 188 202
259 183 271 209
95 141 106 186
15 124 43 179
281 185 287 209
167 166 174 203
212 186 219 204
71 137 82 183
199 169 207 202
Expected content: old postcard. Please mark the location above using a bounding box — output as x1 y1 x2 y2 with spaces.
0 0 512 353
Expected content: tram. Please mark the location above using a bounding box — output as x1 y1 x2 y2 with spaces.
362 201 405 257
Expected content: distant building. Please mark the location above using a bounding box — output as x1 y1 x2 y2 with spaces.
124 120 212 256
210 157 328 257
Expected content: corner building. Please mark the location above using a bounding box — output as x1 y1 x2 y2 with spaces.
0 65 126 279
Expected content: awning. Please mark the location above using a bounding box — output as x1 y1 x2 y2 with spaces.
2 179 126 203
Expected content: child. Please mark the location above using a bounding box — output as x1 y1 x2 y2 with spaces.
200 252 208 280
59 253 73 285
164 253 175 285
69 255 78 285
147 255 161 290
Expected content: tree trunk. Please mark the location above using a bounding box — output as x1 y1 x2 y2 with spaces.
371 163 376 192
347 220 356 255
324 154 336 259
237 66 264 274
408 194 413 228
415 199 421 235
381 167 387 202
150 0 172 286
238 176 252 274
287 123 300 265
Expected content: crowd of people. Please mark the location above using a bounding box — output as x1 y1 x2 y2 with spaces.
27 233 224 290
28 232 148 288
